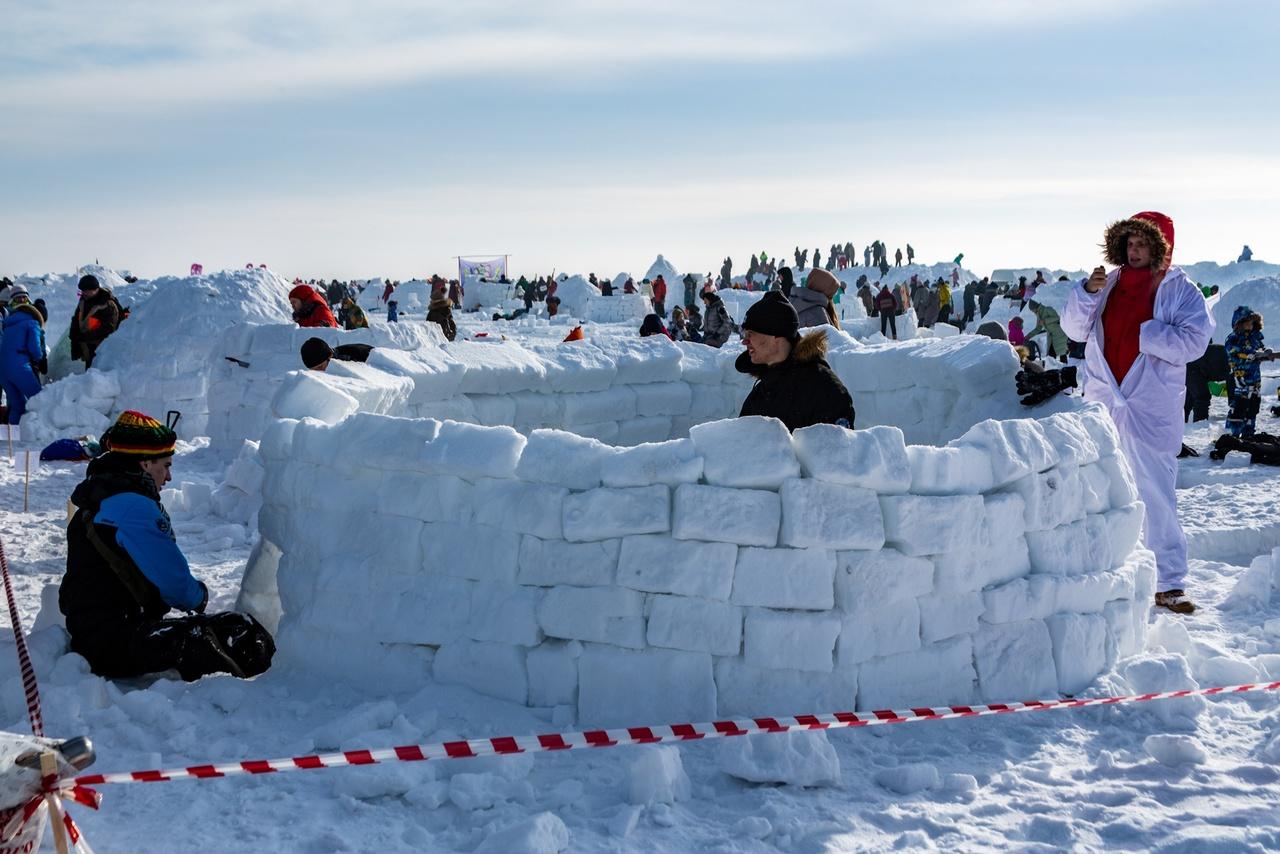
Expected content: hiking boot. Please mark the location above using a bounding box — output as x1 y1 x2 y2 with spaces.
1155 589 1196 614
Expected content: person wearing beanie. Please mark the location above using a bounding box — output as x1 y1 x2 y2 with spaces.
735 291 855 432
873 283 899 339
1 285 47 424
638 313 670 339
289 284 338 329
1062 211 1214 615
60 410 275 680
700 290 734 348
299 337 373 371
427 290 457 341
69 273 124 368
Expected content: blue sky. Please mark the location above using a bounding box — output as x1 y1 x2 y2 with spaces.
2 0 1277 280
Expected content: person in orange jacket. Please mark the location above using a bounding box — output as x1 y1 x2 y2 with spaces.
289 285 338 328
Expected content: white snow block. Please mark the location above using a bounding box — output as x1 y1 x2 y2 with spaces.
628 745 691 806
731 547 836 610
472 479 568 540
1077 403 1121 458
918 592 983 644
421 421 527 480
515 429 615 490
511 390 563 428
646 595 743 656
743 609 842 673
689 416 800 489
1104 504 1144 567
1045 613 1107 694
571 420 619 444
434 640 528 705
374 574 472 645
1038 412 1101 467
1078 462 1112 515
466 392 518 427
836 599 922 665
561 386 637 426
537 586 645 648
906 444 996 495
468 582 543 647
858 637 977 710
1026 517 1110 577
271 370 359 424
633 382 693 417
673 484 780 547
1050 571 1116 615
1103 600 1141 665
834 549 933 611
517 537 620 587
879 494 986 557
526 640 582 708
615 415 674 447
874 764 940 795
792 424 911 493
577 646 715 728
422 522 521 583
715 659 857 718
1006 466 1086 532
932 539 1031 595
716 730 841 787
474 812 570 854
607 336 685 385
563 485 670 542
951 418 1059 488
378 473 473 524
616 535 737 600
540 342 617 393
779 479 885 550
600 438 703 487
1096 453 1139 508
450 340 547 394
980 575 1058 624
972 620 1057 700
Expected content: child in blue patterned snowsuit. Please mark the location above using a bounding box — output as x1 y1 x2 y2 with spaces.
1224 305 1270 437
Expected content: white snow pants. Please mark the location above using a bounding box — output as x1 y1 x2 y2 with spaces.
1118 431 1187 593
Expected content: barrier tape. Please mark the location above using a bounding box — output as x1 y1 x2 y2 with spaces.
0 536 44 737
76 680 1280 787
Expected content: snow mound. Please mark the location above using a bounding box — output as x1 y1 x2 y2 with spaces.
1144 734 1207 767
717 731 841 787
1210 276 1280 343
644 254 680 281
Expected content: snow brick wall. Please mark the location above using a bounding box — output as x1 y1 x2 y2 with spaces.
249 404 1153 725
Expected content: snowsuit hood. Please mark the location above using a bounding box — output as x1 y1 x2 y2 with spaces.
1231 305 1259 330
1104 211 1174 271
289 285 337 328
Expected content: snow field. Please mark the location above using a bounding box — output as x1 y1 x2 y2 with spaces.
245 406 1151 726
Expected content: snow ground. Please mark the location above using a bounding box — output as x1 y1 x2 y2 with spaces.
2 400 1279 851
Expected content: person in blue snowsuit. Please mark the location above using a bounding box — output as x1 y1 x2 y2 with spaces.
1224 305 1270 437
0 285 46 425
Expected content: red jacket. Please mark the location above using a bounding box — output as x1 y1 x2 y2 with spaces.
289 285 338 328
653 276 667 302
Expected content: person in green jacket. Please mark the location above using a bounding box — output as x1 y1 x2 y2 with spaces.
1027 300 1069 362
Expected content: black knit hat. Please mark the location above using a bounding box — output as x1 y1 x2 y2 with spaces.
742 291 799 341
300 337 332 369
78 274 100 291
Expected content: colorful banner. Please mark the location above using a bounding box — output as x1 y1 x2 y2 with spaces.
458 256 508 282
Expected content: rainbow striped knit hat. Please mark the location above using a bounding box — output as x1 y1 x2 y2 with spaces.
102 410 177 457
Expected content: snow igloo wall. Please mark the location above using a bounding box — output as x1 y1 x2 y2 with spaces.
247 405 1154 725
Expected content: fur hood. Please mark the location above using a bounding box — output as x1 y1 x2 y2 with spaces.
792 329 829 363
429 295 452 311
1103 213 1173 270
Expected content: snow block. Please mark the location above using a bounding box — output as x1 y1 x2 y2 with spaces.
421 421 527 480
537 586 645 648
1097 453 1139 513
374 574 472 645
715 658 857 718
561 386 637 426
563 485 670 542
471 479 568 540
515 429 615 490
858 637 977 711
689 416 800 489
951 418 1059 488
628 745 691 806
517 537 620 588
1103 504 1144 568
1026 517 1110 577
646 595 743 656
1051 571 1115 615
616 535 737 600
422 522 521 583
1038 412 1100 467
972 620 1057 700
577 646 715 728
906 444 996 495
1077 403 1121 458
834 549 933 611
731 547 836 610
434 640 528 705
880 494 987 557
932 539 1030 595
672 484 779 547
836 599 922 665
540 342 617 393
980 575 1058 624
1006 466 1086 532
378 473 473 524
526 640 582 708
1045 613 1108 694
633 382 693 417
600 438 703 487
468 582 543 646
743 609 842 673
779 479 885 550
716 729 841 788
607 336 684 385
792 424 911 493
918 592 983 644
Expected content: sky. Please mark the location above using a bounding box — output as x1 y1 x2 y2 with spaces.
2 0 1278 281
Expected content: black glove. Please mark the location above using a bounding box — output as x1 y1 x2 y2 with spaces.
1017 366 1077 406
36 357 48 375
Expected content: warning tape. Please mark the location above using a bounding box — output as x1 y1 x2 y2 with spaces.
0 535 44 737
76 680 1280 787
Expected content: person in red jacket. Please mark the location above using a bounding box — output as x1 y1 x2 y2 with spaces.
652 275 668 318
289 285 338 328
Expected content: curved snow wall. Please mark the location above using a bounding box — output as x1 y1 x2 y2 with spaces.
250 405 1154 726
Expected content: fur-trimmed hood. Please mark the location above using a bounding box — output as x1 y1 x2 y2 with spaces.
736 329 829 377
429 294 453 311
1103 211 1174 270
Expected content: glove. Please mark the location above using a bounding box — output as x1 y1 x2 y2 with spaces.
1017 366 1077 406
36 357 48 375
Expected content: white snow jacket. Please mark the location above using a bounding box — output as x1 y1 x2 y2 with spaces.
1061 266 1214 456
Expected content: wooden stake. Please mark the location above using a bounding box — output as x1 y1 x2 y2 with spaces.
24 450 31 513
5 424 11 462
40 751 70 854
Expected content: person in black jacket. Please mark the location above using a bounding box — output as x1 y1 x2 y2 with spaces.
59 411 274 680
1185 343 1228 423
68 274 123 368
736 291 855 431
300 337 373 371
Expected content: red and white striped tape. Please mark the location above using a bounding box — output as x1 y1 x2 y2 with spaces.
0 535 44 737
76 679 1280 787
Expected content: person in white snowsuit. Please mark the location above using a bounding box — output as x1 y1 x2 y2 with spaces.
1061 211 1214 614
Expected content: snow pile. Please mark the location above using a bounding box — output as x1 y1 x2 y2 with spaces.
644 255 680 282
1182 259 1280 291
250 405 1152 725
1210 276 1280 343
